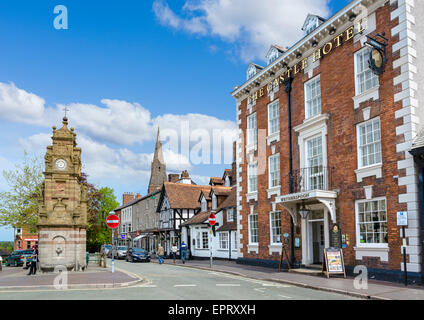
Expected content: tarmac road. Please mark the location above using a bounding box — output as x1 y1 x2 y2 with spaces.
0 259 359 300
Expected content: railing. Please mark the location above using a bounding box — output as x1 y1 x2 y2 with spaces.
290 166 333 193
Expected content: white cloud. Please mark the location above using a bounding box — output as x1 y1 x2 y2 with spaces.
17 133 193 187
0 82 236 155
0 82 46 124
153 0 331 62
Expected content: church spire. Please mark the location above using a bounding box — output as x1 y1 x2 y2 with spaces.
148 126 167 194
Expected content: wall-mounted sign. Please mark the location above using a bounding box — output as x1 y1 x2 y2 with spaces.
397 211 408 227
322 248 346 278
331 224 342 249
247 20 366 104
365 33 388 75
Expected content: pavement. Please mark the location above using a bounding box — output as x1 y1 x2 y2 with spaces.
153 258 424 300
0 259 360 300
0 262 144 290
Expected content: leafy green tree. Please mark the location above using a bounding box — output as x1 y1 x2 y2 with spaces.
0 152 43 233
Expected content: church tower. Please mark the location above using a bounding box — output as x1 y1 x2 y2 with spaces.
37 116 88 272
148 127 167 194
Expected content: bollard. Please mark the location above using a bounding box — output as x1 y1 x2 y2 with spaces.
0 258 2 271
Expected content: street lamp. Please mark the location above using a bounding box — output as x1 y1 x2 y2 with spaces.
299 201 311 220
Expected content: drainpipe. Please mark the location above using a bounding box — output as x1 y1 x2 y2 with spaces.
419 166 424 283
283 76 296 268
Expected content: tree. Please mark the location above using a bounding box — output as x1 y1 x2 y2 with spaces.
81 178 119 252
0 152 43 233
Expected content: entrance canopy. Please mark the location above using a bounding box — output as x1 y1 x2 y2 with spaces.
275 190 337 225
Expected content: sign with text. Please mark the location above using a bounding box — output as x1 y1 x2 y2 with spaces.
397 211 408 226
322 248 346 278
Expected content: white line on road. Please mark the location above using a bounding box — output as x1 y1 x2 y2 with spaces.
216 284 241 287
174 284 197 287
278 294 293 299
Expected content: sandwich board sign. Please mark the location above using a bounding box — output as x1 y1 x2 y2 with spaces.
322 248 346 278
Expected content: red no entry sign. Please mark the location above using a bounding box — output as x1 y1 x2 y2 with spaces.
208 213 216 226
106 214 120 229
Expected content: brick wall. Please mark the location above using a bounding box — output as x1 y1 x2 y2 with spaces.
236 2 411 271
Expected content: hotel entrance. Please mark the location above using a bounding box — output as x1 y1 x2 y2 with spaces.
308 210 325 264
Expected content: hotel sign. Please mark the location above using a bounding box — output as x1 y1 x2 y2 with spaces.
247 20 366 104
278 192 311 203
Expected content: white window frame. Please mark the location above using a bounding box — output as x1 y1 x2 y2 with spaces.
356 117 382 169
248 214 259 245
201 195 207 212
227 207 234 222
212 193 217 211
355 197 388 248
219 232 229 250
247 162 258 193
305 134 324 190
354 47 379 96
267 100 280 135
268 153 280 188
269 211 282 245
247 113 257 147
304 75 321 119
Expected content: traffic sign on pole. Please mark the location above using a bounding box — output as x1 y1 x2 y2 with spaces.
106 214 120 229
208 213 216 226
106 214 120 273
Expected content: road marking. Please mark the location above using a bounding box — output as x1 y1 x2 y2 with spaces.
254 288 266 293
278 294 293 299
216 284 240 287
174 284 197 287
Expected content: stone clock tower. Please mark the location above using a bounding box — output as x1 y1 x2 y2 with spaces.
37 116 88 272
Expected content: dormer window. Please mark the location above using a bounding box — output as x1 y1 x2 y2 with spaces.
212 193 217 211
302 14 326 36
267 48 279 65
247 64 257 80
201 195 207 212
224 175 230 187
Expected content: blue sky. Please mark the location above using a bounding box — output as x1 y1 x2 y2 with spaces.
0 0 349 240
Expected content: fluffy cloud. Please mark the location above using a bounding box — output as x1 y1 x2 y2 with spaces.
153 0 331 62
0 82 46 124
0 82 236 154
17 133 193 186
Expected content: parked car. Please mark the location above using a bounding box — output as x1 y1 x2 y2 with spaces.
113 246 128 260
126 248 150 263
5 250 33 267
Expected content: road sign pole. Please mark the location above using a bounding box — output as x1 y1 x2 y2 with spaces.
111 229 115 273
402 226 407 286
210 227 213 268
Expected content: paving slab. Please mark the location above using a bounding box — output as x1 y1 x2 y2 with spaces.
0 264 144 290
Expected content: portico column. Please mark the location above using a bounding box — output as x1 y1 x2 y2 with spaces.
301 218 308 265
324 208 330 248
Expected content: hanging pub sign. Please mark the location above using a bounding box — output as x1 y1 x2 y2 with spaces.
322 248 346 278
365 33 388 75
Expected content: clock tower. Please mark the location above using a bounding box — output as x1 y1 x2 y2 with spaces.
37 116 88 272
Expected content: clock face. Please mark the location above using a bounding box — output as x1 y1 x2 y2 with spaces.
55 159 67 170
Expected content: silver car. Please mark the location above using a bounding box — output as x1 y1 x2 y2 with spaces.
113 246 128 260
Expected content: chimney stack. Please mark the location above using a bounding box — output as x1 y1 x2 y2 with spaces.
122 192 135 205
168 174 179 183
135 193 142 199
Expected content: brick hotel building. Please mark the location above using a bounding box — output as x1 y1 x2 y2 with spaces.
232 0 424 282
